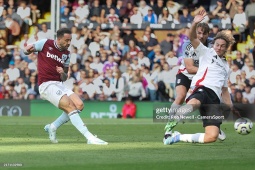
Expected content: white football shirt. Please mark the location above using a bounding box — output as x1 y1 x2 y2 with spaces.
190 42 230 100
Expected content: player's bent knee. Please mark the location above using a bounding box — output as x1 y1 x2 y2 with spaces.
76 101 84 111
205 135 218 143
204 132 218 143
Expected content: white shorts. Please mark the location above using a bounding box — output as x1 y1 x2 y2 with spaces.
39 81 74 107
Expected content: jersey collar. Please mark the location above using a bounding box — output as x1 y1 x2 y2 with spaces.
54 41 63 51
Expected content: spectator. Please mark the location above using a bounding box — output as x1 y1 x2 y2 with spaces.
158 7 173 24
4 16 21 44
0 0 5 17
137 51 150 68
242 84 255 104
143 7 157 24
229 64 241 84
245 0 255 40
209 25 220 38
118 38 129 57
128 39 140 59
166 0 181 15
211 0 227 25
246 63 255 79
16 1 31 33
232 5 247 42
127 75 146 101
166 51 178 68
0 48 12 71
103 55 118 73
152 0 164 18
117 97 136 118
115 0 126 20
158 62 172 101
6 0 17 12
88 36 100 57
6 61 20 81
101 78 117 101
106 7 119 24
30 3 41 25
143 65 158 101
122 29 138 46
138 0 150 17
80 76 98 100
61 6 71 26
125 2 134 19
74 0 89 25
14 77 28 94
89 0 101 23
37 23 54 40
233 51 245 69
112 70 125 101
143 30 159 60
179 7 193 24
130 6 143 24
226 0 243 20
90 55 104 73
100 0 115 23
233 90 244 103
160 33 174 55
27 75 39 97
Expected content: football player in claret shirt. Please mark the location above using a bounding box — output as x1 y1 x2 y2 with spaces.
24 28 108 145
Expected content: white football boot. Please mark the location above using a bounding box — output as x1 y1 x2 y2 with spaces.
218 129 226 141
87 135 108 145
44 124 58 144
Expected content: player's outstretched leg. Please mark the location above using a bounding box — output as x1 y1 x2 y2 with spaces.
164 132 205 145
68 110 108 145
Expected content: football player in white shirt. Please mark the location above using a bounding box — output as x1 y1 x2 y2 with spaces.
164 10 235 145
164 18 228 141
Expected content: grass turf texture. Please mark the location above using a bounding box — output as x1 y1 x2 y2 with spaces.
0 117 254 170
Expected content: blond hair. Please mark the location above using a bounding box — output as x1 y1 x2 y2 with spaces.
214 30 235 49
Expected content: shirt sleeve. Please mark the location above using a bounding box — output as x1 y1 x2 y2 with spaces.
33 39 48 52
194 42 208 58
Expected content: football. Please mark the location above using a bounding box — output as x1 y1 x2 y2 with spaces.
234 118 253 135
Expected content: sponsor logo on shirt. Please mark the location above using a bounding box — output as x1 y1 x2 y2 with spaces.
46 51 63 63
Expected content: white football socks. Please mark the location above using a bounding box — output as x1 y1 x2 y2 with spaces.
68 110 94 140
52 112 70 129
180 133 205 143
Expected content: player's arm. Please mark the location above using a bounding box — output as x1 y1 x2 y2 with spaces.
221 87 232 108
184 58 198 74
189 10 207 49
56 66 69 81
23 39 47 55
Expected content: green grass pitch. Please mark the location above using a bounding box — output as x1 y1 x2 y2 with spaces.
0 117 254 170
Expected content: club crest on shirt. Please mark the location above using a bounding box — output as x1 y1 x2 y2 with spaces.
62 54 68 61
49 47 53 50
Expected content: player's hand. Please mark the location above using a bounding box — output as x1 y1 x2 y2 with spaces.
56 66 64 74
193 10 207 24
24 44 35 54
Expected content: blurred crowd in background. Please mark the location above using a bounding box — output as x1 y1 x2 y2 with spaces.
0 0 255 105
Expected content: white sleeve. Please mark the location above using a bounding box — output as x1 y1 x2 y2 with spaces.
32 39 48 52
194 42 208 58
